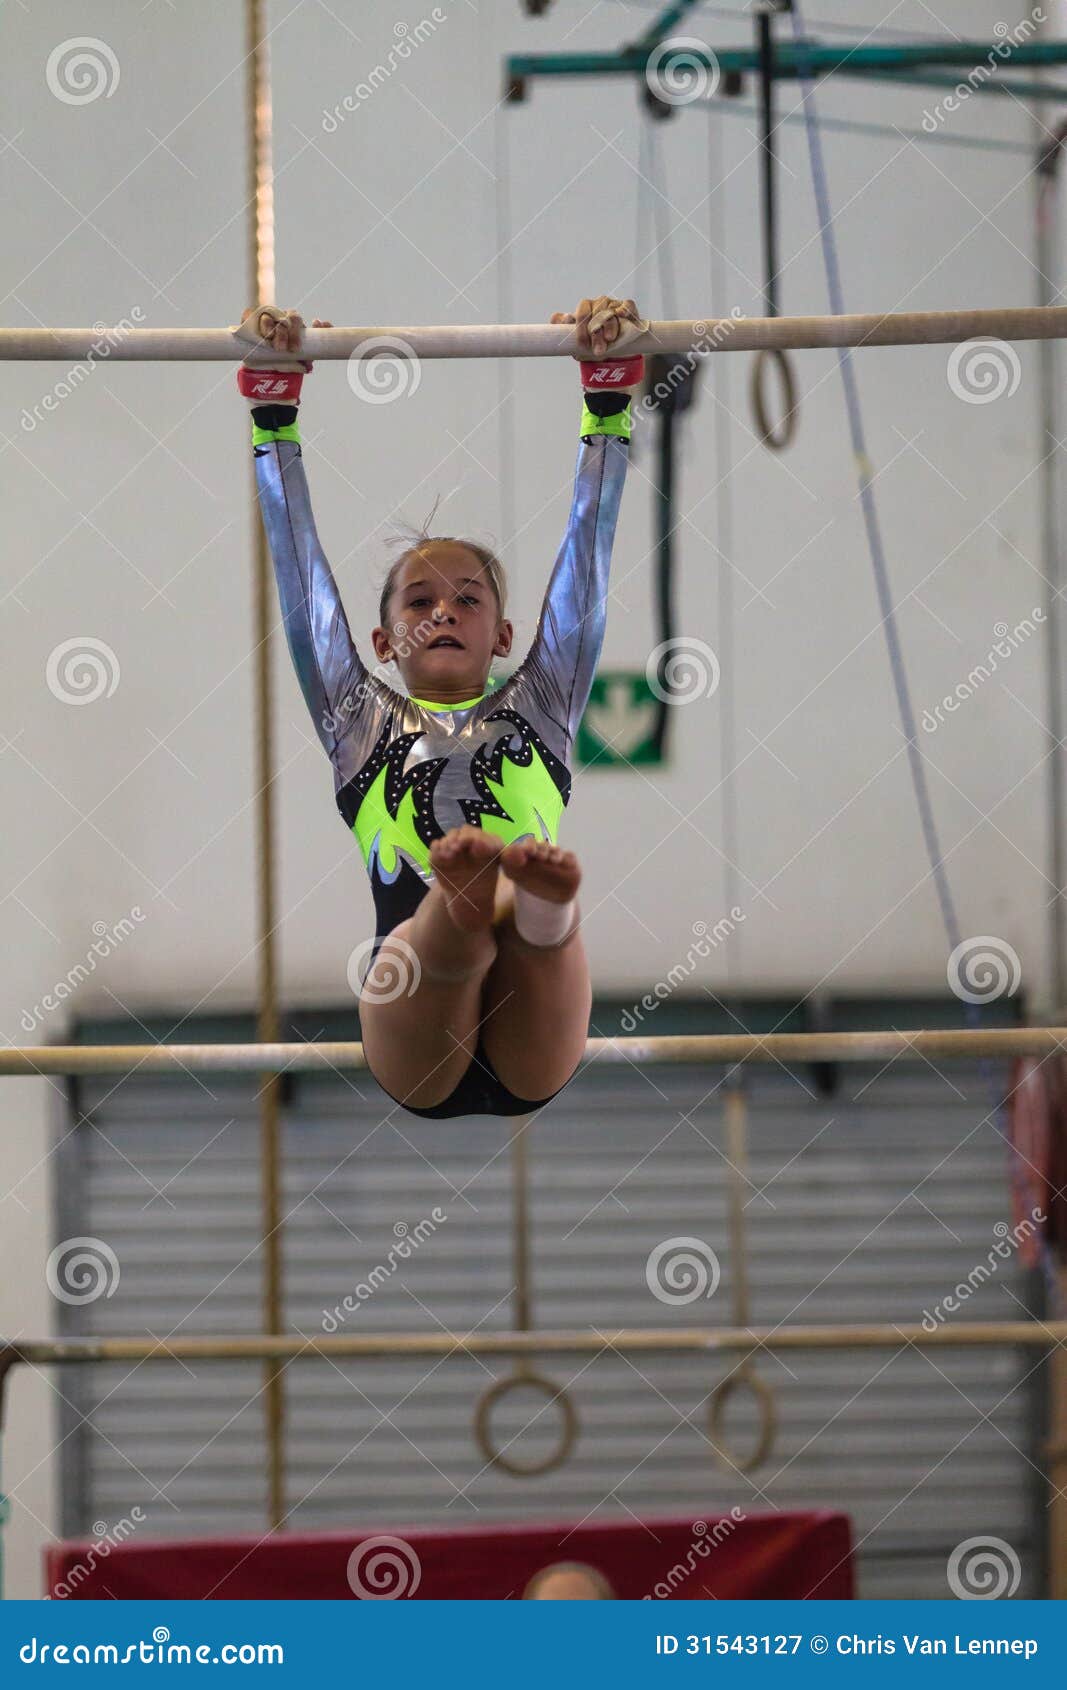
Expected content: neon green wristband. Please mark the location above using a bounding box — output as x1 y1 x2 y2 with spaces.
580 401 633 441
251 419 302 447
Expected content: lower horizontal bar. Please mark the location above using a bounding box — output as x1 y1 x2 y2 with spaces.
4 1322 1063 1367
4 307 1067 362
0 1027 1057 1076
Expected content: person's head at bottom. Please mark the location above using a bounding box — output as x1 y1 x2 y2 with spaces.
523 1561 616 1600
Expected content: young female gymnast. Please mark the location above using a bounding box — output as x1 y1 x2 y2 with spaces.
238 294 644 1119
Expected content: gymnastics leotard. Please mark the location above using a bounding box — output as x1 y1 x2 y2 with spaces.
250 392 631 1116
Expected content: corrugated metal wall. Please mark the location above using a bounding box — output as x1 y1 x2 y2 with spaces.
56 1049 1042 1598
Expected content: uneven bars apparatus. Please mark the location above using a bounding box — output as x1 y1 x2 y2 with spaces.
4 300 1063 1562
4 306 1067 361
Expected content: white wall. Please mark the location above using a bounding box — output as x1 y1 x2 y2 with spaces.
0 0 1056 1593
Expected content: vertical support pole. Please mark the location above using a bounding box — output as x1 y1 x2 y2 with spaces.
246 0 285 1532
724 1087 752 1330
757 8 779 322
511 1119 532 1346
1049 1264 1067 1597
0 1351 18 1601
1037 160 1067 1010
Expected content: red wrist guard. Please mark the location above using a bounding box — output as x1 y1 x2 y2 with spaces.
579 354 645 390
237 365 306 405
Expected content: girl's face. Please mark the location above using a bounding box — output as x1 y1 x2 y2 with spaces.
372 542 513 701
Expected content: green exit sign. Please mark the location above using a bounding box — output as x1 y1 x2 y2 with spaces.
576 671 664 767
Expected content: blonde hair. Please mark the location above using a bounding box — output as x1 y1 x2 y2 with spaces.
378 513 507 627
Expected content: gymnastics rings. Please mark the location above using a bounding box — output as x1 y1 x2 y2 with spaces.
751 347 800 451
474 1367 579 1477
707 1361 779 1474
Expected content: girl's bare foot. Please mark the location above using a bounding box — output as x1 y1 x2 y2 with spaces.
499 839 581 903
429 825 504 931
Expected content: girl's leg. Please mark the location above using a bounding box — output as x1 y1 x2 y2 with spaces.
359 826 504 1110
480 841 591 1101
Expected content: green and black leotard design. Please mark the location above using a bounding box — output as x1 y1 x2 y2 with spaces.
251 398 630 958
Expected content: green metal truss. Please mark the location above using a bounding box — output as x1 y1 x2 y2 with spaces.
507 30 1067 105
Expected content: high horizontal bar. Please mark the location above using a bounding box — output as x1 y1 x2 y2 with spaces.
0 1027 1059 1076
5 307 1067 362
4 1321 1065 1367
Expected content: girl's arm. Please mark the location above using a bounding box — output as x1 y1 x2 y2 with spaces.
521 294 643 740
522 430 631 742
240 309 369 758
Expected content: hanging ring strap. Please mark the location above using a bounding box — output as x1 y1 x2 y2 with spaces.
470 1116 579 1477
706 1086 779 1473
752 6 800 451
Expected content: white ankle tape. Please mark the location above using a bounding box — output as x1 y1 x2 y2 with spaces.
512 888 577 948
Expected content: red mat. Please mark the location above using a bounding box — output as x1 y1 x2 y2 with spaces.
47 1510 853 1600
